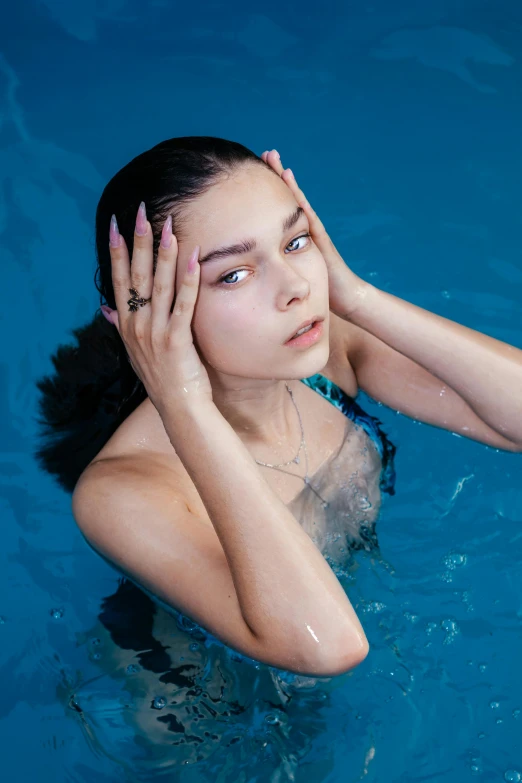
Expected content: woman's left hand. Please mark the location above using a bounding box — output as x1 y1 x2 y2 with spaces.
261 149 370 320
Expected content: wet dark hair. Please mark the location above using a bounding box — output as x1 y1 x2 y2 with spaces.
34 136 268 494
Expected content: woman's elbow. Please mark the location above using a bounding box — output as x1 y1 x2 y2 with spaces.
314 633 370 678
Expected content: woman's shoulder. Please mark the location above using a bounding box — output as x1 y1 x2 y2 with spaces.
87 397 178 467
79 397 212 521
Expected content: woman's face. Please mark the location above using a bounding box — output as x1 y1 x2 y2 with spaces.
177 163 330 382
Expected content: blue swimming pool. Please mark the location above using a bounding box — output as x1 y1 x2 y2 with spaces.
1 1 521 781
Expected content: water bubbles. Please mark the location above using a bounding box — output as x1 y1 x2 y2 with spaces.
425 621 438 635
176 614 200 633
0 616 5 625
441 290 451 299
442 552 468 570
189 643 200 652
490 701 501 710
479 663 487 673
403 611 419 624
49 607 64 620
513 709 520 720
92 652 101 661
365 601 386 614
126 664 139 675
441 618 460 645
441 618 458 632
265 714 281 726
478 732 485 739
504 771 521 782
89 637 101 647
152 696 166 710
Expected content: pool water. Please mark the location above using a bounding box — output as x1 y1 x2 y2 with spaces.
1 1 521 781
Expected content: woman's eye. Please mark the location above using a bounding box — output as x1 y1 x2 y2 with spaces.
217 233 312 286
285 232 311 253
218 269 249 286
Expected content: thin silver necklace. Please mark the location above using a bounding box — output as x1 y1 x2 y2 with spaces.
253 383 330 509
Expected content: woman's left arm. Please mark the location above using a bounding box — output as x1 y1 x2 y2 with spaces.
262 149 522 452
340 288 522 452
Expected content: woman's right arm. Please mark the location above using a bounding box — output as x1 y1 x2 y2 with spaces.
73 393 369 678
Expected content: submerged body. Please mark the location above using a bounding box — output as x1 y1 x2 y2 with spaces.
75 371 396 769
81 368 396 666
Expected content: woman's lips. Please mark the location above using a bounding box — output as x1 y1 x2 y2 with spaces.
284 320 324 348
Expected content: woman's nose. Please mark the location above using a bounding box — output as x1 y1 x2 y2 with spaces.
275 261 311 303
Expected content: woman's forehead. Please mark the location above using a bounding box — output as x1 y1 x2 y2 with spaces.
183 166 296 237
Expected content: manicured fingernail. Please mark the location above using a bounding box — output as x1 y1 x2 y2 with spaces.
101 305 113 324
161 214 172 248
135 201 147 236
109 215 121 248
187 245 200 274
273 149 280 159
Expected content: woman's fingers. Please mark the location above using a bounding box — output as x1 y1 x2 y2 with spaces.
261 149 333 251
108 215 133 335
262 149 285 176
167 245 201 341
262 149 313 215
150 214 178 332
129 202 154 326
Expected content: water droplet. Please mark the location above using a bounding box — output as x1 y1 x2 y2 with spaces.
152 696 166 710
504 771 521 782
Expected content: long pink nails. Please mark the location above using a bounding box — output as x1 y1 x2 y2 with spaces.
101 305 113 324
109 215 121 248
161 215 172 248
135 202 147 236
187 246 200 275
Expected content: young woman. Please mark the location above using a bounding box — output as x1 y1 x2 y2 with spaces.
36 137 522 685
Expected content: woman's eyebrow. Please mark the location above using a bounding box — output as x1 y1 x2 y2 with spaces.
199 206 305 265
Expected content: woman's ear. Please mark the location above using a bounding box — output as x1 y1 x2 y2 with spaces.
100 305 119 330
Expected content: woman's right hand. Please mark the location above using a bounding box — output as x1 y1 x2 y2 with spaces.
101 202 213 415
